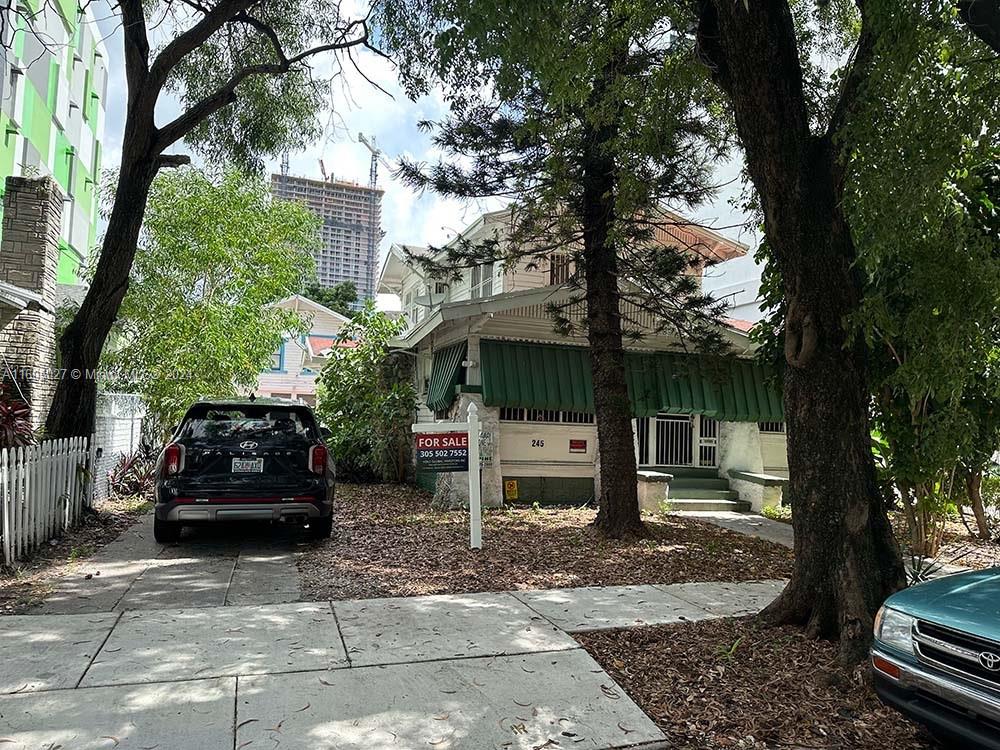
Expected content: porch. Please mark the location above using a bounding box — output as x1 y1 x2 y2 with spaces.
421 337 786 510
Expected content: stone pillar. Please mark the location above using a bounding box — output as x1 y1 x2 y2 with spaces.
432 393 503 509
716 421 764 507
0 176 64 429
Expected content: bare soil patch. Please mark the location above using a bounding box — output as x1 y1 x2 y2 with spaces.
297 483 793 601
578 617 937 750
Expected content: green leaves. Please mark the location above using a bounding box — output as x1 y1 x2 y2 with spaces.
314 303 416 482
842 0 1000 491
379 0 733 350
106 168 319 428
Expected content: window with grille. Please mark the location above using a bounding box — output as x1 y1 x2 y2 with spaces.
758 421 785 433
549 253 572 285
500 408 595 424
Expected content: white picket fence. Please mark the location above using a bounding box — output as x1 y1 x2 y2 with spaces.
0 435 96 565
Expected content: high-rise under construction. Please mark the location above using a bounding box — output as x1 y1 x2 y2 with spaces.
270 173 384 303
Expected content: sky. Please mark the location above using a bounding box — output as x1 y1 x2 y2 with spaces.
90 3 758 277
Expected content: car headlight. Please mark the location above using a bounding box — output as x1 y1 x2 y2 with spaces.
874 605 915 655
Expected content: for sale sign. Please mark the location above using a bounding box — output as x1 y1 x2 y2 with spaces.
415 431 470 472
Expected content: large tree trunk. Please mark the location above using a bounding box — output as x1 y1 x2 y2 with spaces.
580 63 644 539
46 125 159 438
767 160 905 663
698 0 905 663
585 238 644 538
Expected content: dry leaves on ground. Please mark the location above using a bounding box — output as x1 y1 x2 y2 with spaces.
297 483 794 601
0 494 151 614
578 618 937 750
890 512 1000 570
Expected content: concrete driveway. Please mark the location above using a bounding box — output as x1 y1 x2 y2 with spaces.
34 513 306 614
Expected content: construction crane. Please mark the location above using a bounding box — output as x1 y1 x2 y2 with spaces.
358 133 391 302
280 151 289 177
318 158 329 182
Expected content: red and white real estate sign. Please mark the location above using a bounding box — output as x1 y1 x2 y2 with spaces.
415 431 470 472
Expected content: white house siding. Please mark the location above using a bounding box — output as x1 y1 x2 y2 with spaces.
502 258 550 293
255 296 348 403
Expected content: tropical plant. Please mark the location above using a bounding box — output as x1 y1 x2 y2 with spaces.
314 302 417 482
107 445 159 497
0 388 34 449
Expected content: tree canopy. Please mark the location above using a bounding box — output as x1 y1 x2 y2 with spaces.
46 0 380 438
301 280 358 317
378 0 736 537
104 169 318 427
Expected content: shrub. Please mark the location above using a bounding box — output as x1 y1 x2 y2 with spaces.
107 445 158 497
315 303 416 483
761 504 792 523
0 387 34 449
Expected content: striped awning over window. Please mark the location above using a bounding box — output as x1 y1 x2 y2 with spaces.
426 341 468 412
478 339 783 422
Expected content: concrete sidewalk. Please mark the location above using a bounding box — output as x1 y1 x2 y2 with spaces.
675 509 795 548
0 580 784 749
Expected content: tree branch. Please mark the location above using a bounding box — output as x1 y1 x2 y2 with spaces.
120 0 151 105
148 0 258 93
157 153 192 168
153 19 371 151
825 0 876 142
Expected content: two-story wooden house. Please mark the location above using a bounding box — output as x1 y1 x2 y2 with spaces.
378 209 789 512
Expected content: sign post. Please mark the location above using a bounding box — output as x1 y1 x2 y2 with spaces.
412 402 482 549
467 403 481 549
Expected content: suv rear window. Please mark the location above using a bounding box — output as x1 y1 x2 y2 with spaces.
178 404 319 441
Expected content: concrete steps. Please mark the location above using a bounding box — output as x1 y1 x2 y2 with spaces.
669 488 741 501
644 466 752 512
669 498 752 512
648 466 718 479
668 477 732 491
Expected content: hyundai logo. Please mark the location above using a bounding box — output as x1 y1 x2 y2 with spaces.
979 651 1000 671
239 441 258 450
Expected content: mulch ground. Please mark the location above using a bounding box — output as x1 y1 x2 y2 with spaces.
889 512 1000 570
0 494 151 614
297 483 793 601
578 617 937 750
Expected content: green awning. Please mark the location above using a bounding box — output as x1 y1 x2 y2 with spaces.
426 342 467 412
479 339 783 422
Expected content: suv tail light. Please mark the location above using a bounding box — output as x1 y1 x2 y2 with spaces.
309 444 327 475
163 443 184 476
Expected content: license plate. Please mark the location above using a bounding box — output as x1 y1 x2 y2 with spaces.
232 458 264 473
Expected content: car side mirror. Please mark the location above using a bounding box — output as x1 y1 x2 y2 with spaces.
320 427 332 440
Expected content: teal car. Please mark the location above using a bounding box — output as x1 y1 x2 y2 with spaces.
872 568 1000 749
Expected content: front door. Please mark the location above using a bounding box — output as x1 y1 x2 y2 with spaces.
635 414 718 468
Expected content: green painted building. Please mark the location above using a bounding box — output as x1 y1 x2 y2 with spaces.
1 0 108 283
